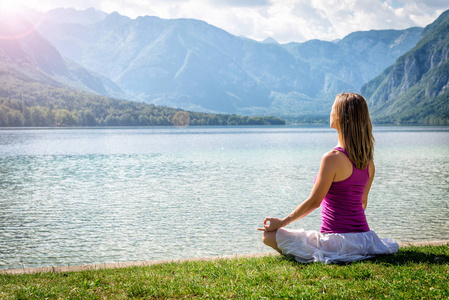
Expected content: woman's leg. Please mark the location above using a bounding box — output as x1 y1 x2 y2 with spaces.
262 230 282 254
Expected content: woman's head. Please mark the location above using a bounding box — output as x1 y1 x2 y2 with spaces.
331 93 374 169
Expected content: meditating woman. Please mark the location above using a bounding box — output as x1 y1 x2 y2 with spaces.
258 93 398 263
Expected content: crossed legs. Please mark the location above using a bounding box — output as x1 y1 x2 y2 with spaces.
262 230 283 254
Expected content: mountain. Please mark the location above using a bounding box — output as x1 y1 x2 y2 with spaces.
32 8 422 117
0 11 284 127
262 37 279 44
0 12 127 99
0 75 285 127
283 28 422 94
361 10 449 125
38 7 108 25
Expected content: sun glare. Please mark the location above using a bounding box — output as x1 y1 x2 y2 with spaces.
0 1 43 40
0 0 23 14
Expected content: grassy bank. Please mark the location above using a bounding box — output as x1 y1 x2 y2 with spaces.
1 244 448 299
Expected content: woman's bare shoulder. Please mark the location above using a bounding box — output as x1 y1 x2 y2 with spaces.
322 149 353 172
321 149 347 167
322 149 346 160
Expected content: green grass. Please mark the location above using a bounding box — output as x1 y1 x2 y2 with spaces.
1 245 448 299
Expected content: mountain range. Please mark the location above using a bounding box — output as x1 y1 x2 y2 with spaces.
0 12 126 100
27 8 423 116
1 7 448 124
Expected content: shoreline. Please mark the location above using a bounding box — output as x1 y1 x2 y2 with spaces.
1 240 448 275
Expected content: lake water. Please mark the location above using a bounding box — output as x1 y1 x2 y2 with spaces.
0 126 448 270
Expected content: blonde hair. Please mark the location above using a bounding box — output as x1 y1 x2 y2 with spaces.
333 93 374 169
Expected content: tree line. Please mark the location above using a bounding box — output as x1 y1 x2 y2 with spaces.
0 82 285 127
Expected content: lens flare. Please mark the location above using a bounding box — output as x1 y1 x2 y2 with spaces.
0 1 22 14
172 111 191 129
0 2 45 40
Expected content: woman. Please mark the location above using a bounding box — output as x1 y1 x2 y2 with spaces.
258 93 398 263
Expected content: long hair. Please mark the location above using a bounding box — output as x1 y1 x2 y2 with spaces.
333 93 374 170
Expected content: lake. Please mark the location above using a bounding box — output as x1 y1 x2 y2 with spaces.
0 126 448 269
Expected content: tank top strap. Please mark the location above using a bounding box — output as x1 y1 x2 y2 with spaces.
333 147 349 158
333 147 369 172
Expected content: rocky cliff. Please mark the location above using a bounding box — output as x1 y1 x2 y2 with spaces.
361 10 449 125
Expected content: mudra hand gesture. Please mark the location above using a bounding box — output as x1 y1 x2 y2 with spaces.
257 217 283 232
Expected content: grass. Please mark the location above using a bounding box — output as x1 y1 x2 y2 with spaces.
0 244 448 299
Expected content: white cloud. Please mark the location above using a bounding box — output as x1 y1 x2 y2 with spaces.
13 0 449 43
209 0 271 7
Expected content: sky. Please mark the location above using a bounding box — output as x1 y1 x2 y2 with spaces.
2 0 448 43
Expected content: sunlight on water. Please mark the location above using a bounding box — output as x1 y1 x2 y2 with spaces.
0 126 448 269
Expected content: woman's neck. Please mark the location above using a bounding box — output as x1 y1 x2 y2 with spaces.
336 133 344 149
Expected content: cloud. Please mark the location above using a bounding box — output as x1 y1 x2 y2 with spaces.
403 0 449 10
257 0 448 42
211 0 271 7
16 0 449 43
181 0 448 43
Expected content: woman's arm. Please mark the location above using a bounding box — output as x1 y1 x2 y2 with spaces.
362 161 375 210
258 151 338 232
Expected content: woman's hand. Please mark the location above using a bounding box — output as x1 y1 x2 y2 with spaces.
257 217 284 232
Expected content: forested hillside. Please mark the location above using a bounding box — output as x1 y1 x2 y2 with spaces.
0 12 127 99
0 11 284 127
0 78 284 127
361 10 449 125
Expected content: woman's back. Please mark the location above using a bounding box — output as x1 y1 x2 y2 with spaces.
320 147 370 233
260 93 398 264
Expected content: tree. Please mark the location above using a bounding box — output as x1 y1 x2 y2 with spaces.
7 110 25 127
0 108 8 127
83 111 97 126
105 114 120 126
55 109 78 126
30 107 48 126
248 117 266 125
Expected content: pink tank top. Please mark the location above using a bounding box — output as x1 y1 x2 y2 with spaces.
320 147 370 233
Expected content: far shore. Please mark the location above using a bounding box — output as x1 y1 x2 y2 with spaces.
2 240 448 275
